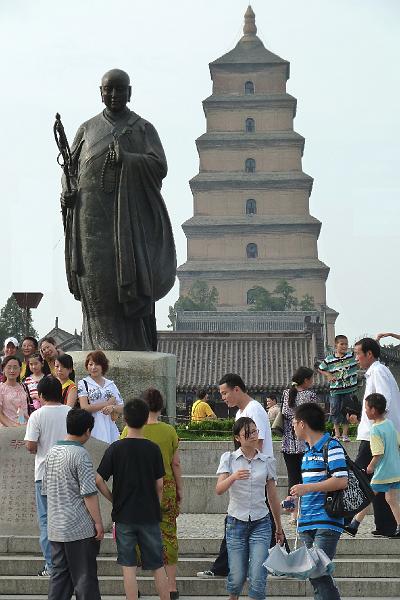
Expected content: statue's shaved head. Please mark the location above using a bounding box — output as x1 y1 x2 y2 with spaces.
100 69 131 112
101 69 130 87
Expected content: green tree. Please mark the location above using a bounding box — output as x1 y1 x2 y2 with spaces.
248 286 274 311
167 281 219 329
299 293 315 311
273 280 298 310
0 295 38 342
188 280 219 309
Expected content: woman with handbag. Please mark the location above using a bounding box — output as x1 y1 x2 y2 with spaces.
216 416 284 600
281 367 318 521
290 402 348 600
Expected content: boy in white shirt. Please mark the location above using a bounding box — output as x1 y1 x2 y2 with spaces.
25 376 71 576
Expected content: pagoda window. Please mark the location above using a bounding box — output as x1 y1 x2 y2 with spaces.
246 199 257 215
245 81 255 95
245 118 255 132
247 288 257 304
246 243 258 259
245 158 256 173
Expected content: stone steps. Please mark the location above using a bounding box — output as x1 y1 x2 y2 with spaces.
0 533 399 597
0 597 372 600
179 441 361 476
0 575 400 597
2 534 399 556
181 474 290 512
0 555 400 578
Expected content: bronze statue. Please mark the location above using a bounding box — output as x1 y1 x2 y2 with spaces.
56 69 176 351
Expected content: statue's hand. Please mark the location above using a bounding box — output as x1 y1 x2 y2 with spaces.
112 138 123 164
60 190 77 209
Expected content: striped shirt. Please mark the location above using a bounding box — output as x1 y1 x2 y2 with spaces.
298 433 348 533
319 351 358 396
42 441 98 542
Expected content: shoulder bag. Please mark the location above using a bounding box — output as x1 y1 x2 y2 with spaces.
323 438 375 519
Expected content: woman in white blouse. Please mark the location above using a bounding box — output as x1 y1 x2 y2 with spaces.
78 350 124 444
216 417 283 600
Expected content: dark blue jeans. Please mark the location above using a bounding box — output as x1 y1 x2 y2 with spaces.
299 529 341 600
226 514 272 600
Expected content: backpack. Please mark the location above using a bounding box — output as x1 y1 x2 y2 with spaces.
323 438 375 519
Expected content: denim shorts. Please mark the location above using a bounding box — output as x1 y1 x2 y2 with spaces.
371 481 400 493
115 521 164 570
329 393 351 425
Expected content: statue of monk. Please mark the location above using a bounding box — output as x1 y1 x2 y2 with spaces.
61 69 176 351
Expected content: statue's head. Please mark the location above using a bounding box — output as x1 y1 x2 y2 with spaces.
100 69 131 113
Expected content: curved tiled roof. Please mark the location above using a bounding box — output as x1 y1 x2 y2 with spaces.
158 332 325 391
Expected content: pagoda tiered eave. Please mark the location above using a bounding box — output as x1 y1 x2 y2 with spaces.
202 93 297 116
196 131 304 152
182 215 321 237
177 259 330 280
190 171 314 193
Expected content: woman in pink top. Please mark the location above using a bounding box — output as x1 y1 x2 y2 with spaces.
0 356 29 426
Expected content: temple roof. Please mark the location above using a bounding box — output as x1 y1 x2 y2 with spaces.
157 331 325 391
210 6 289 74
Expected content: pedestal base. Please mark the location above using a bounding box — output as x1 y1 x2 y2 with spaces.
69 351 177 419
0 426 112 534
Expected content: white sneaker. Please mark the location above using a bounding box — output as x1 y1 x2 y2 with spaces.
196 570 216 578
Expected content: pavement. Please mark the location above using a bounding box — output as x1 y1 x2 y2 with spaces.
176 513 378 539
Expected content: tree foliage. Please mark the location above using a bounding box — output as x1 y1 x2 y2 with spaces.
0 295 38 343
248 280 315 312
168 280 219 329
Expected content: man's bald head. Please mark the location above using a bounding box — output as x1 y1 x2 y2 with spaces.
100 69 131 113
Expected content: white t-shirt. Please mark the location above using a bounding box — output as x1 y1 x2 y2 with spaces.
235 399 274 457
357 361 400 441
24 404 71 481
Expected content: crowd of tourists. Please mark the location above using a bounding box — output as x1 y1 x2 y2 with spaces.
1 331 400 600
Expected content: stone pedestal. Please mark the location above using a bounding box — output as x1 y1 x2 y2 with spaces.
0 425 112 534
69 351 177 420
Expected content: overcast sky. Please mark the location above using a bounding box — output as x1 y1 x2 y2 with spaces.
1 0 399 345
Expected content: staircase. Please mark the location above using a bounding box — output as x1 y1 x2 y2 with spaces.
0 441 398 598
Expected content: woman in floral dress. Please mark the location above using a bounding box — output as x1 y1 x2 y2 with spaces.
281 366 318 520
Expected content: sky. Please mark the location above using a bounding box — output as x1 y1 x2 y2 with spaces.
1 0 399 345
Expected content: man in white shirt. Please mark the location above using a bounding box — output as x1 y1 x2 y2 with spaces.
354 338 400 536
219 373 274 457
25 376 71 576
197 373 276 579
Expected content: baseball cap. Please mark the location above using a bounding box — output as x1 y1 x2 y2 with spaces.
4 337 19 348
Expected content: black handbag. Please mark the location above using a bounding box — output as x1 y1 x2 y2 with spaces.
323 439 375 519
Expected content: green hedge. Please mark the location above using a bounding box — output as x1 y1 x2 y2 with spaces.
175 418 358 440
175 418 234 436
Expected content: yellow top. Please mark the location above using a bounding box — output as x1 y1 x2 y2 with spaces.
191 399 216 422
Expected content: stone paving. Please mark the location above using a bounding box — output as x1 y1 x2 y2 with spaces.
177 513 377 539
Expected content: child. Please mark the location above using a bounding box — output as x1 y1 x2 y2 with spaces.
216 417 284 600
43 409 103 600
24 376 71 577
96 398 169 600
345 393 400 538
55 354 77 407
319 334 358 441
24 353 45 413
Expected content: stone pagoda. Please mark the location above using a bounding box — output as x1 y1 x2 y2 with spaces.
177 6 337 344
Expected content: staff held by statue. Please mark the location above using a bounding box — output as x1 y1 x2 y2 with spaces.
53 113 74 231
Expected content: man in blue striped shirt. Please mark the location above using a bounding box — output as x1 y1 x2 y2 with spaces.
290 403 348 600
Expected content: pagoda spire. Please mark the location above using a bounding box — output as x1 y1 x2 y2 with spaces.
243 5 257 37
